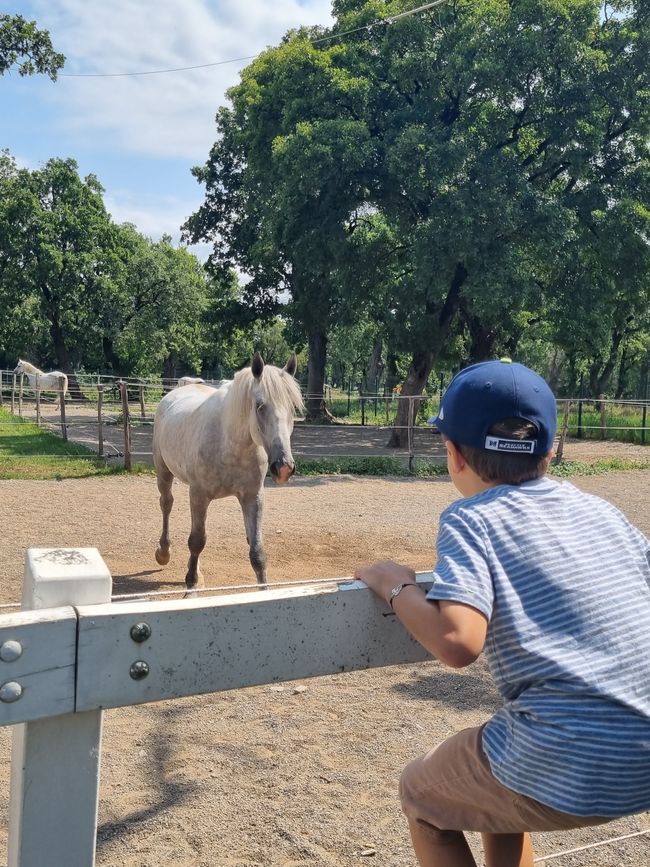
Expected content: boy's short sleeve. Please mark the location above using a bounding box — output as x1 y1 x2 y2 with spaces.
426 509 494 620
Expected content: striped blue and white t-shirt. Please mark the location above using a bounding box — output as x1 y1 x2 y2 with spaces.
426 476 650 817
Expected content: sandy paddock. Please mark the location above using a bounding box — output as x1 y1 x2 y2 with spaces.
0 457 649 866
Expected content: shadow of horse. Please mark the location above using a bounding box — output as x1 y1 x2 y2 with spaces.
111 569 183 596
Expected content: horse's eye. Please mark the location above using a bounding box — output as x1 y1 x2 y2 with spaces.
256 403 265 413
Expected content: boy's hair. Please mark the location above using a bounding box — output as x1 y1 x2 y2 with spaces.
454 417 552 485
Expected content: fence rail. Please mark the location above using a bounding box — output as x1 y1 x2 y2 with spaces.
1 370 649 471
3 548 649 866
2 547 431 866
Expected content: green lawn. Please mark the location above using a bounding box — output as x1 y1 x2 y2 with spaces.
0 408 648 482
295 455 650 478
0 408 118 480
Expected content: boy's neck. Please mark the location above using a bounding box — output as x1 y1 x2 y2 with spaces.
459 474 500 498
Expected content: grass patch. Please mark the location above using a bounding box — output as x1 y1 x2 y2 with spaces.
296 456 446 477
296 455 650 479
0 408 116 480
549 458 650 477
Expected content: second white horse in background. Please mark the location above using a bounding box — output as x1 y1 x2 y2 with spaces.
13 359 68 406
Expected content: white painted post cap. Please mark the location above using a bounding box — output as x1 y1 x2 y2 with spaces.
23 548 112 609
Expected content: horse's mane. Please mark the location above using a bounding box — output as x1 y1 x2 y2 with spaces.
18 359 42 375
225 364 304 435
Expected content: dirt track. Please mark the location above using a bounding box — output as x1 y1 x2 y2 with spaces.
0 463 649 866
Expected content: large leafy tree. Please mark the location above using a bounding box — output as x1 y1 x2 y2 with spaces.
327 0 650 442
187 0 650 435
0 14 64 79
0 156 211 382
185 36 379 420
0 157 118 392
104 227 210 379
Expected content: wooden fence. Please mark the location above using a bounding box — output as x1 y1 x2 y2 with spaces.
1 548 433 866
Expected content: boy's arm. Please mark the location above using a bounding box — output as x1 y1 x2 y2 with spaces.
355 560 488 669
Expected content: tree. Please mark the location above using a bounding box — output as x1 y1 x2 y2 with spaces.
331 0 650 443
0 14 65 80
185 36 379 420
186 0 650 437
0 156 210 383
0 157 118 393
105 227 209 379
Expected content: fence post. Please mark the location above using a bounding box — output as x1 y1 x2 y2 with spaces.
59 379 68 441
642 402 647 446
18 373 23 418
407 396 415 472
554 400 571 465
97 385 104 457
35 374 41 427
139 382 146 420
599 394 607 440
577 400 584 438
8 547 112 867
11 373 16 414
119 381 132 471
0 370 3 407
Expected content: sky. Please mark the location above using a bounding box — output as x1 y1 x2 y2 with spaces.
3 0 334 259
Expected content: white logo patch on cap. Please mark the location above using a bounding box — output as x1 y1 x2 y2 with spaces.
485 436 536 454
438 407 444 420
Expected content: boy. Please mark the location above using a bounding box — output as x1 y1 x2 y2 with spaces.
356 359 650 867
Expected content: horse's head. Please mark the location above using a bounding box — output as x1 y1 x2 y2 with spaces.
249 351 302 484
13 360 25 376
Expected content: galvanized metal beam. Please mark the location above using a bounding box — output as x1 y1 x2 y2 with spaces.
75 576 434 712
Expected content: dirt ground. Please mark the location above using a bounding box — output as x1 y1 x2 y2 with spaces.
0 454 649 866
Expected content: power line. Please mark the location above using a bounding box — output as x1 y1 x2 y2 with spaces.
59 0 448 79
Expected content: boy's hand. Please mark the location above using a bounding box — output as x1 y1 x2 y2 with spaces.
355 559 487 669
355 560 417 606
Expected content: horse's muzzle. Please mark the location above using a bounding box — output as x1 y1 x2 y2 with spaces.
270 460 295 484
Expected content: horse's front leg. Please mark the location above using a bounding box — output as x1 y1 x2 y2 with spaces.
154 463 174 566
186 487 210 590
239 491 267 586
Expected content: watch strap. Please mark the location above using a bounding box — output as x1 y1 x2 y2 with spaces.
389 582 417 609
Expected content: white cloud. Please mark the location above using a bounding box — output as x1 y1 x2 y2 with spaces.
103 188 211 258
29 0 334 160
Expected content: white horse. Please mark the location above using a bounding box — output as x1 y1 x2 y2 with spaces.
13 359 69 405
177 376 226 389
153 352 303 590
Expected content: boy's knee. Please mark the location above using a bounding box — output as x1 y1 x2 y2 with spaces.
399 755 434 817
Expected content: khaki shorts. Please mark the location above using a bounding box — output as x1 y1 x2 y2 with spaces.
399 725 612 834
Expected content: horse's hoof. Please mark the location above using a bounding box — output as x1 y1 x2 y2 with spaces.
155 548 170 566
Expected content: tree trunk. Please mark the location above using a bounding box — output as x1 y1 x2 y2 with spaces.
546 348 564 394
590 328 624 396
305 330 332 422
102 337 123 376
50 317 86 401
161 355 178 393
386 349 434 447
386 262 467 447
384 352 399 395
615 347 629 399
362 335 384 394
459 299 498 364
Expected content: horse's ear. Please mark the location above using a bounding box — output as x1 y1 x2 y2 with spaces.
251 352 264 379
284 353 297 377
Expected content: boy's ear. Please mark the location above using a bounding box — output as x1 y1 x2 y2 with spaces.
445 440 466 474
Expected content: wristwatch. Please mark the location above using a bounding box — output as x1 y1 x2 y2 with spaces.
388 582 417 609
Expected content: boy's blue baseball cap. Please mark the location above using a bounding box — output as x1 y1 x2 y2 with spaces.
432 360 557 455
